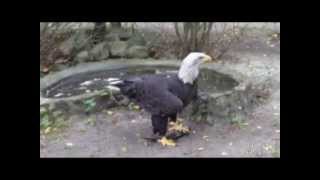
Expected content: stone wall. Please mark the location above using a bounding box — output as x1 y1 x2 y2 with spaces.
58 28 150 64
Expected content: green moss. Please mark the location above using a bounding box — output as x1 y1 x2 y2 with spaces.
40 106 67 134
82 98 96 113
230 115 248 129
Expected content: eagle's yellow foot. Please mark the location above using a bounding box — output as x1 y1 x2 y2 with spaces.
157 137 176 147
176 118 184 123
168 119 190 133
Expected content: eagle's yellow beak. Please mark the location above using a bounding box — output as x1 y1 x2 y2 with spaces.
202 54 213 63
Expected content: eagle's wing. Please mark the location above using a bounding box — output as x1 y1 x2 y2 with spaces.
140 87 184 115
120 75 183 116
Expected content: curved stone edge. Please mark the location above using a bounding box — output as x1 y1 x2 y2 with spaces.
40 59 180 91
40 60 181 108
40 59 244 97
40 60 256 123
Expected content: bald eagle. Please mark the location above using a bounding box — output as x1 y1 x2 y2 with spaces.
110 53 212 146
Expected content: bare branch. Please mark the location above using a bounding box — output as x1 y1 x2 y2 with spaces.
174 23 182 44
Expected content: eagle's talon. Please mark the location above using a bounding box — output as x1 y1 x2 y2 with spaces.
157 137 176 147
168 120 190 133
176 118 184 123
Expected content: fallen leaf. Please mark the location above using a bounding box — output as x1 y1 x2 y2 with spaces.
65 142 73 147
202 136 210 141
107 111 114 115
198 147 204 151
221 152 228 156
42 67 49 73
86 118 95 125
40 107 47 114
133 105 140 110
263 144 273 151
44 127 51 134
121 146 127 152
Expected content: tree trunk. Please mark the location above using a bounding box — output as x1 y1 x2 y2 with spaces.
174 22 215 58
110 22 122 30
174 23 182 44
92 22 106 44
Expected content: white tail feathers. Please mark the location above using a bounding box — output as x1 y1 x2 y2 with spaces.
105 85 120 91
109 80 123 85
105 77 123 85
106 77 120 81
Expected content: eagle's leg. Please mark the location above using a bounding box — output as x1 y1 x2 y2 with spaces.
150 115 176 147
169 114 185 124
151 115 168 136
169 114 177 122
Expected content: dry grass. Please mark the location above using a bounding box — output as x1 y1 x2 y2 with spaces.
40 23 73 70
40 23 96 73
40 22 249 70
140 23 248 60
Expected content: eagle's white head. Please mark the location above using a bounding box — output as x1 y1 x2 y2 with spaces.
178 52 212 84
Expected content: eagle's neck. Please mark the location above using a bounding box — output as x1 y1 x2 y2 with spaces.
178 62 200 84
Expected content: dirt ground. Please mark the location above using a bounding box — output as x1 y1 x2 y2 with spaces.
40 26 280 157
